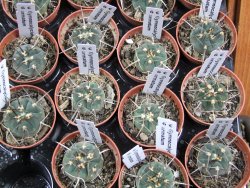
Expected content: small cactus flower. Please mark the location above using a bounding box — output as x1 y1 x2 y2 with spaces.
132 0 162 13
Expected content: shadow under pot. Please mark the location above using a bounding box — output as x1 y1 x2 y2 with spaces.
119 149 190 188
118 84 184 148
176 8 237 64
54 67 120 127
67 0 112 10
57 9 119 65
181 66 245 126
52 131 121 188
116 0 176 26
1 0 61 27
179 0 200 9
185 130 250 188
0 28 59 85
117 26 180 83
0 85 56 149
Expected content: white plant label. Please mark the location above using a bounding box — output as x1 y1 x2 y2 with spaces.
199 0 222 20
0 59 10 109
77 44 99 75
87 2 116 25
122 145 146 169
207 118 234 139
143 67 172 95
76 119 102 144
156 117 178 156
143 7 164 39
197 50 229 77
16 3 39 37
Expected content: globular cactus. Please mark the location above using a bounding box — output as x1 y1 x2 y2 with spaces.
197 142 234 176
132 0 162 13
72 82 106 115
3 97 45 138
71 25 102 48
13 44 47 78
136 162 175 188
135 42 168 73
62 141 104 182
133 103 165 136
190 21 225 54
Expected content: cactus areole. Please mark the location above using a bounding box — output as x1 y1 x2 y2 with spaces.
132 0 162 13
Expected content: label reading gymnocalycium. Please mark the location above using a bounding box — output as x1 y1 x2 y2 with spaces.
199 0 223 20
76 119 102 144
143 67 172 95
197 50 228 78
207 118 234 139
0 59 10 109
122 145 146 169
16 3 39 38
143 7 164 39
77 44 99 75
87 2 116 25
156 117 178 156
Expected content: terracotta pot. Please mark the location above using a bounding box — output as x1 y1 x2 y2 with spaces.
185 130 250 188
118 84 185 148
67 0 112 10
54 67 120 127
180 66 245 126
179 0 200 9
52 131 121 188
119 148 190 188
1 0 61 27
0 28 59 85
117 26 180 83
0 85 56 149
57 9 119 64
116 0 176 26
176 8 237 64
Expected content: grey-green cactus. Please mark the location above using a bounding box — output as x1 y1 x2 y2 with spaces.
3 97 45 138
190 21 225 54
132 0 162 13
133 103 165 135
72 82 106 115
136 162 175 188
13 44 47 78
62 141 104 182
135 42 168 73
197 142 234 176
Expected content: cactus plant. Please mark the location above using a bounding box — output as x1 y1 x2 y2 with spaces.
12 44 47 78
136 161 175 188
135 42 168 73
62 141 104 182
72 0 102 6
190 20 225 54
132 0 162 13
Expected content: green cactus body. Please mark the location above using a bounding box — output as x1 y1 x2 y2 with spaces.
71 25 102 48
133 103 165 135
132 0 162 13
136 162 175 188
13 44 47 78
196 79 228 112
14 0 50 15
3 97 45 138
190 21 225 54
62 141 104 182
135 42 167 73
197 142 233 176
72 82 106 114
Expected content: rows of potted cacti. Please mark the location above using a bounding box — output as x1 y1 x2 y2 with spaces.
0 0 249 188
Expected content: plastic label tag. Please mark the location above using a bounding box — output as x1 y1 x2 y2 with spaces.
156 117 178 156
122 145 146 169
143 67 172 95
197 50 228 77
76 119 102 144
77 44 99 75
0 59 10 109
207 118 234 139
199 0 222 20
16 3 39 37
87 2 116 25
142 7 164 39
